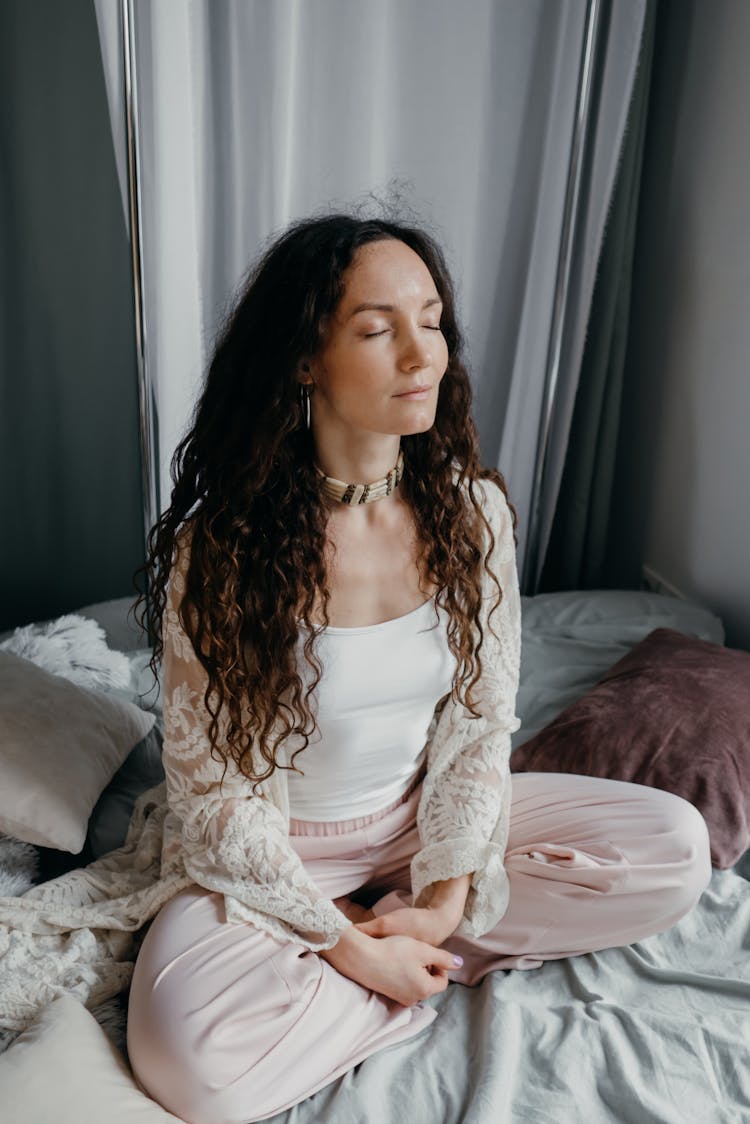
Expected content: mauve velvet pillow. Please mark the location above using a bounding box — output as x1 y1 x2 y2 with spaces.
510 627 750 868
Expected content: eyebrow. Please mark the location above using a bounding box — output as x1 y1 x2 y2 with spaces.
347 297 443 319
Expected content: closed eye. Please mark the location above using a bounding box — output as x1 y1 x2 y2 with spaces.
364 326 442 338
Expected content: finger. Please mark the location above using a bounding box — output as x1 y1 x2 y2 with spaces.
365 909 404 931
362 912 410 937
422 966 450 996
429 972 450 996
334 898 374 924
429 947 464 973
355 917 387 937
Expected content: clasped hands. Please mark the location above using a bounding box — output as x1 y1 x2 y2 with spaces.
323 876 471 1008
337 897 461 947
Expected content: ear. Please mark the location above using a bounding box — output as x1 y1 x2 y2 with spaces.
297 359 312 385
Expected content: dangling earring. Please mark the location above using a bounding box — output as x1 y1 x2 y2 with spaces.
299 383 311 429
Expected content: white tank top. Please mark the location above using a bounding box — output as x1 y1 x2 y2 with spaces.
284 597 457 821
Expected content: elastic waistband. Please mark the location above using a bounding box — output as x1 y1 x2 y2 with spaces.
289 765 425 837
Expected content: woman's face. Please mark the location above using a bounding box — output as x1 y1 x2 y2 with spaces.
305 238 450 438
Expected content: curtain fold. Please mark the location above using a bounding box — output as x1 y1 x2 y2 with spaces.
92 0 129 233
512 0 650 591
94 0 646 589
539 0 657 593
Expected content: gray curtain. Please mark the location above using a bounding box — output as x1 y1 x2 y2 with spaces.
538 0 657 593
0 0 143 631
96 0 646 591
499 0 651 592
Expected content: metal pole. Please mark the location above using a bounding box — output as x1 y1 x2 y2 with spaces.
121 0 160 553
521 0 606 595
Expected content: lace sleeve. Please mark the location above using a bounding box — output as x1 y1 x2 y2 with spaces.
161 535 352 951
410 480 522 937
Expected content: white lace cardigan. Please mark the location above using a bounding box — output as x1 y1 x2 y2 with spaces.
0 477 521 1033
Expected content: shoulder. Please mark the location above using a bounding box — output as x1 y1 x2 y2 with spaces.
473 477 510 518
448 466 517 570
450 464 513 527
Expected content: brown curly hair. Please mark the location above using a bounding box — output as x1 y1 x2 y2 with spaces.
133 212 519 792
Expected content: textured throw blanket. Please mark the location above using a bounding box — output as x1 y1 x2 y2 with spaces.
0 614 175 1045
0 836 38 899
0 784 187 1042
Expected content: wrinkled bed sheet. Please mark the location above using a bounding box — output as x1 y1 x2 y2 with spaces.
263 861 750 1124
72 590 750 1121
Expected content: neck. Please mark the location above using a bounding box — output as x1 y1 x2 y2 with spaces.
312 440 402 487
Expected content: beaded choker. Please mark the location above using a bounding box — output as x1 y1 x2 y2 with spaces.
314 449 405 505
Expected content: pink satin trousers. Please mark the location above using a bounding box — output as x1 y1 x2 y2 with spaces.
127 772 712 1124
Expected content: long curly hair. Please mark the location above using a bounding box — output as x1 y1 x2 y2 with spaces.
133 212 518 791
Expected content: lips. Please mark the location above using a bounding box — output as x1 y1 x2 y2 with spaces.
395 384 431 396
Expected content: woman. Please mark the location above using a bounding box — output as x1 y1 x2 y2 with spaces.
127 213 711 1123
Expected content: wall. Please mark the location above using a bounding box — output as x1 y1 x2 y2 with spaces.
607 0 750 649
0 0 144 630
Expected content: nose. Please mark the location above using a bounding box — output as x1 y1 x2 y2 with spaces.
399 325 431 370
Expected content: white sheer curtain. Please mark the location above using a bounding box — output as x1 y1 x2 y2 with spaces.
95 0 645 590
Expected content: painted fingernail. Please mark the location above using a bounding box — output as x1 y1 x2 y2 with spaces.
453 955 463 967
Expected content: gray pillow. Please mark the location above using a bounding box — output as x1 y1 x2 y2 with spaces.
0 652 155 853
87 726 165 859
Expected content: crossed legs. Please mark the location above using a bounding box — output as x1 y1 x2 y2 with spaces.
127 773 712 1123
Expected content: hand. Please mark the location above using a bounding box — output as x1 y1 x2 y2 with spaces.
354 905 461 947
320 926 460 1008
332 895 376 924
364 933 460 1006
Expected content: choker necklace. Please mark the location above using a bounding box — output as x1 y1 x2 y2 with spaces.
314 449 405 505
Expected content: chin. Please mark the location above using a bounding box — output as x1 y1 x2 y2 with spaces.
388 406 438 436
404 415 437 436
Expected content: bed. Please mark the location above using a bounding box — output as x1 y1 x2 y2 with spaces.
0 587 748 1123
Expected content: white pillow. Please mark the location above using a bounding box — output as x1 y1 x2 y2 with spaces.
0 651 155 852
0 996 182 1122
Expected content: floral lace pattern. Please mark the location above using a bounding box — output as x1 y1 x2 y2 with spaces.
159 549 353 949
0 787 191 1037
